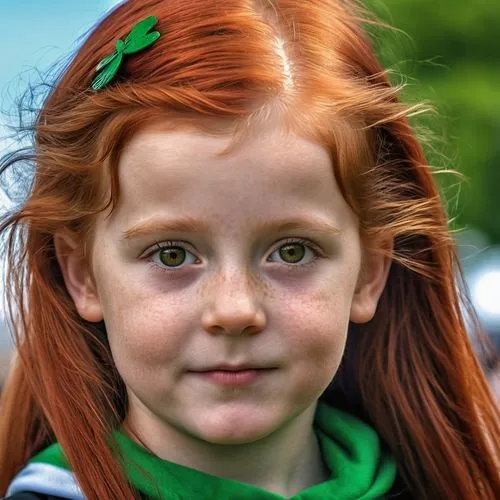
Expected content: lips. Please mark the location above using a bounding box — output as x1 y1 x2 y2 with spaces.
190 367 275 386
193 364 271 372
188 363 278 386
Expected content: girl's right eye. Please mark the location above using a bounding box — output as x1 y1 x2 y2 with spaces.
149 241 199 271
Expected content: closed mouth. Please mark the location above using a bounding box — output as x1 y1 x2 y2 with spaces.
191 367 276 373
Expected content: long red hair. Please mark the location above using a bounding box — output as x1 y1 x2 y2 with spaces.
1 1 498 498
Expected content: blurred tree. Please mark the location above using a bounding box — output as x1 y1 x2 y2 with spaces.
367 0 500 243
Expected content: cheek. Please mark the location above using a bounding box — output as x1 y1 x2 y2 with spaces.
103 297 193 397
276 291 349 405
97 271 192 369
278 279 353 369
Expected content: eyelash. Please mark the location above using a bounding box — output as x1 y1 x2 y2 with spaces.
144 238 323 274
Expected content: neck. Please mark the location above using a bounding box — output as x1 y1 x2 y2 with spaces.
123 403 330 497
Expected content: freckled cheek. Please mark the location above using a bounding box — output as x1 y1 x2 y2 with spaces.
100 284 192 366
281 307 347 402
278 286 351 368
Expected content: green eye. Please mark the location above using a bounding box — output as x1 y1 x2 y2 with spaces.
158 247 186 267
149 238 320 273
278 243 306 263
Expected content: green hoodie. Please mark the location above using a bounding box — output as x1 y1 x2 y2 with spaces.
8 403 397 499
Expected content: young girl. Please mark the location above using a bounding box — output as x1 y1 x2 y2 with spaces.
1 0 499 498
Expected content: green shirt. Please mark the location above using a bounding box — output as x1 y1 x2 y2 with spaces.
29 403 397 499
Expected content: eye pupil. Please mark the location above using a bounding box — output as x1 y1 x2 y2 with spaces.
159 247 186 267
279 243 305 263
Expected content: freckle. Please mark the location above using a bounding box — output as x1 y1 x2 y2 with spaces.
249 272 273 298
196 271 273 298
197 277 215 298
310 288 333 303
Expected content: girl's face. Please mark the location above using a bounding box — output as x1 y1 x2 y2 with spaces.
57 122 390 447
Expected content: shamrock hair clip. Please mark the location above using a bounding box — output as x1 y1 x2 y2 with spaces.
91 15 161 91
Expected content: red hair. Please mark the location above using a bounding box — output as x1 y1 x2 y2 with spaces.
0 1 498 498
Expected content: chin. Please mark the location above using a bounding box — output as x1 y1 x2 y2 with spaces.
189 407 281 445
195 426 273 445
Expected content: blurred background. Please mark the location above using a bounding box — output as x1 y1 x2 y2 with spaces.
0 0 499 393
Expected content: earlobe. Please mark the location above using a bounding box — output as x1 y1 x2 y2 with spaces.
54 230 104 323
349 242 393 324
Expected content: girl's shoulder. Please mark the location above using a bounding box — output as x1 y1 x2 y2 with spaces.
4 490 149 500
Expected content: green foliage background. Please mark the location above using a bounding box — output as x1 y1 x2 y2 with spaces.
368 0 500 243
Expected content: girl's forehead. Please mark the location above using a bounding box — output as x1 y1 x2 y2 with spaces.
116 128 334 208
96 113 372 229
112 126 339 214
98 123 358 240
116 102 344 164
120 122 329 166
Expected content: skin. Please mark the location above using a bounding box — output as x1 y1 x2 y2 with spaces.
55 122 391 496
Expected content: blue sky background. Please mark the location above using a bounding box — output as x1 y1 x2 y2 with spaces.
0 1 121 139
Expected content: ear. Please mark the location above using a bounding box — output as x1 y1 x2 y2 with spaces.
54 230 104 323
349 239 393 324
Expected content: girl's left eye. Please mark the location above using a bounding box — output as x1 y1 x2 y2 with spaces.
145 238 322 272
267 238 321 267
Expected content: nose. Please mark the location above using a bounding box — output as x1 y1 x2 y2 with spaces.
201 269 267 336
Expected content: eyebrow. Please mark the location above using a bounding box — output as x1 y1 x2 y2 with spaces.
121 216 341 241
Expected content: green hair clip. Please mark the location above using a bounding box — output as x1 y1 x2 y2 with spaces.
91 15 161 91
